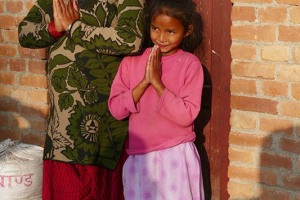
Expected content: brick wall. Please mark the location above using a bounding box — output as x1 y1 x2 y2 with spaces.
0 0 48 146
229 0 300 199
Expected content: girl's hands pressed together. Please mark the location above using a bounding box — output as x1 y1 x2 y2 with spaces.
146 45 165 96
53 0 79 32
132 46 165 104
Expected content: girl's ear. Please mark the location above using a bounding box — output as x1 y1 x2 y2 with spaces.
185 25 194 37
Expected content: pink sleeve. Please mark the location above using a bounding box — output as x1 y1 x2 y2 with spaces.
108 58 138 120
157 61 204 127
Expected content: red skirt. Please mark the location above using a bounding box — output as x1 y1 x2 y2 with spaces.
42 146 128 200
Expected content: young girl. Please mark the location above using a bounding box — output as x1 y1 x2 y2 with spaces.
109 0 204 199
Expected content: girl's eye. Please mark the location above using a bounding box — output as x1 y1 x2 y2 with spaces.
151 26 158 31
168 30 176 34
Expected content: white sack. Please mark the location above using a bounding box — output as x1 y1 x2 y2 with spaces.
0 139 43 200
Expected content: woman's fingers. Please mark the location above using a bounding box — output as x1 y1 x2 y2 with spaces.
56 0 65 16
72 0 79 12
53 0 79 31
69 0 79 18
53 0 64 32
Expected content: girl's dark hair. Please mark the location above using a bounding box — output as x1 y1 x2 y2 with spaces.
144 0 203 53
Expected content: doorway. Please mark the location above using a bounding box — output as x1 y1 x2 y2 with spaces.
194 0 232 199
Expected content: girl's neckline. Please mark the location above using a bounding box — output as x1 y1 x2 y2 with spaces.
161 49 183 61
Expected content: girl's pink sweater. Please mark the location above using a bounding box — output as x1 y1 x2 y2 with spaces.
108 48 204 155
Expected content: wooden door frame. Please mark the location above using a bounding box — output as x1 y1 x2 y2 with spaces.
210 0 231 199
195 0 232 199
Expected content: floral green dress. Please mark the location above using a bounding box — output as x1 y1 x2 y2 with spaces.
18 0 145 169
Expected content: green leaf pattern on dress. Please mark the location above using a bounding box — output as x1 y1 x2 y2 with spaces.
18 0 145 169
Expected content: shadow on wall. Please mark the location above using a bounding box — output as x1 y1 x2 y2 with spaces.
259 126 300 199
194 64 212 200
0 95 46 147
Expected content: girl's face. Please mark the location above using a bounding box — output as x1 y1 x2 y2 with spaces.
150 14 188 56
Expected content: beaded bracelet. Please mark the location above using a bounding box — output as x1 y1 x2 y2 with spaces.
48 21 65 38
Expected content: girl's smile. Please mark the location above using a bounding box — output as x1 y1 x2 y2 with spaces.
150 14 187 56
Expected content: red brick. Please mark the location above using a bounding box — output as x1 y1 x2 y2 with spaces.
231 43 256 60
230 111 257 130
0 15 17 29
28 118 47 132
19 74 48 88
279 26 300 42
21 133 45 147
292 83 300 100
258 7 287 23
229 166 278 186
0 72 15 84
261 45 289 62
231 25 276 42
282 174 300 190
20 104 49 118
231 95 278 114
28 60 47 75
229 147 255 163
231 62 275 79
10 58 26 72
291 7 300 23
279 137 300 154
0 1 4 13
297 126 300 137
5 29 19 43
28 89 49 104
0 127 21 141
0 31 3 42
6 1 23 13
231 6 256 22
0 98 19 112
261 80 288 97
277 0 300 6
10 88 27 103
231 78 257 95
258 186 291 200
259 169 278 186
227 181 256 199
10 114 30 129
279 101 300 118
0 57 8 71
232 0 272 3
229 132 272 148
0 44 17 57
228 165 260 182
0 86 8 96
259 118 293 135
260 152 292 170
18 45 48 59
277 65 300 82
0 113 9 126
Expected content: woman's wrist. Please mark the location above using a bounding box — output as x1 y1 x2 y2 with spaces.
48 21 65 38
